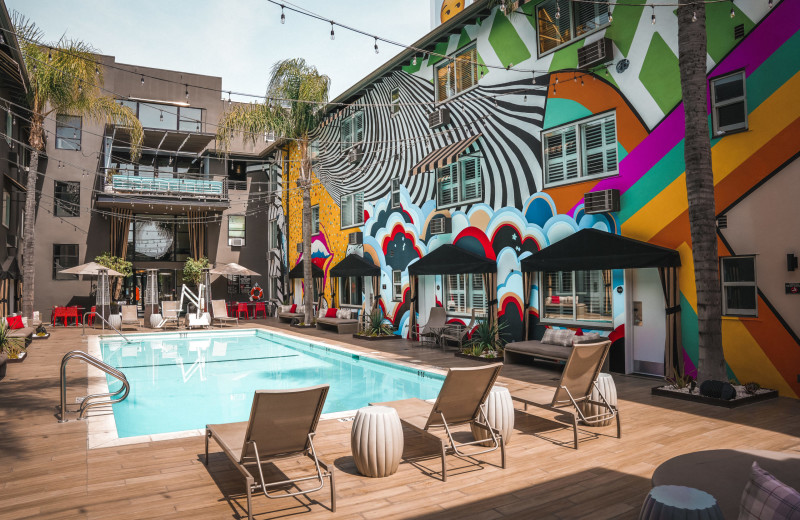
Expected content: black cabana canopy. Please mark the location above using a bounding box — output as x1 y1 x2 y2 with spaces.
329 254 380 277
521 228 681 272
288 260 325 279
409 244 496 276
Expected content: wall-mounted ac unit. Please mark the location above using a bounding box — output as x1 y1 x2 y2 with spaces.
347 144 363 165
577 38 614 70
297 243 303 253
429 216 452 235
584 189 620 214
264 131 276 143
348 231 363 245
716 215 728 229
228 237 246 247
428 107 450 129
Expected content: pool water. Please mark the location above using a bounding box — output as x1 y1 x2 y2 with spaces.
99 329 444 438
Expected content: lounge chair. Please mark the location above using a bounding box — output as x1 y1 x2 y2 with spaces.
440 309 478 350
205 386 336 518
120 305 140 331
511 340 619 449
372 363 505 481
211 300 238 328
159 301 180 329
412 307 447 346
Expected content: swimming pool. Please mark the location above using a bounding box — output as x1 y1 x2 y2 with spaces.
98 329 444 438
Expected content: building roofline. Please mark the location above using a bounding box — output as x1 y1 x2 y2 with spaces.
0 0 32 100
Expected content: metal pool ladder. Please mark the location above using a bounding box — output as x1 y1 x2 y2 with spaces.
59 350 130 423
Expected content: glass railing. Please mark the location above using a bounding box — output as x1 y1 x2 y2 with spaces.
105 174 227 199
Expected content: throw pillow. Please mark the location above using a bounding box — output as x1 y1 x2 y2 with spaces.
6 315 24 330
574 332 602 344
337 309 351 319
551 295 561 304
541 327 557 344
551 328 576 347
289 304 297 313
739 461 800 519
325 308 339 318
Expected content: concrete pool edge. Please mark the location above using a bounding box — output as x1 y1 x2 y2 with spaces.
85 325 449 450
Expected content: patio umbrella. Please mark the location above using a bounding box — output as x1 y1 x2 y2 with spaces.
60 262 125 277
210 263 261 276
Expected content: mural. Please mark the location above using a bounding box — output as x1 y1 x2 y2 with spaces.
266 158 286 304
279 1 799 397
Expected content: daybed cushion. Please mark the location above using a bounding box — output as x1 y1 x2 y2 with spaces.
504 339 572 361
8 327 34 339
739 461 800 520
317 317 358 326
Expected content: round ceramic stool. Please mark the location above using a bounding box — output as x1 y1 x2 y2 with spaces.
639 485 723 520
580 372 617 427
108 313 122 330
149 313 163 328
351 406 404 478
471 385 515 447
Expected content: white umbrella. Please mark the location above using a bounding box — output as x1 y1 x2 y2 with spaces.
60 262 125 277
210 262 261 276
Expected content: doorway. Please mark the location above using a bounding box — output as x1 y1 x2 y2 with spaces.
629 268 667 376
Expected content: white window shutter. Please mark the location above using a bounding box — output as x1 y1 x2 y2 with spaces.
341 117 352 149
461 158 482 201
354 192 364 224
354 111 364 144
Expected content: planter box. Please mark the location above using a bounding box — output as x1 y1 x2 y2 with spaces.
651 386 778 408
289 322 315 329
455 352 504 364
352 334 401 341
31 333 50 340
6 352 27 363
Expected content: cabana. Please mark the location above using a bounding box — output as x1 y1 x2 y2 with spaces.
288 260 325 309
329 254 380 312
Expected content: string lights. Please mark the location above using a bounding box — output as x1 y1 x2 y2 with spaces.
280 4 285 24
330 21 335 40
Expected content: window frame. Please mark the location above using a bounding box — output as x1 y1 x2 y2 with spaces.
53 244 79 280
338 275 363 307
390 88 401 115
542 111 618 188
228 215 246 243
436 156 483 209
55 114 82 150
268 219 280 250
535 0 610 58
539 270 614 327
311 205 320 235
443 273 487 316
1 189 9 228
435 42 480 104
391 179 401 209
721 256 757 317
392 270 403 301
53 180 81 217
340 192 364 230
340 110 364 152
710 70 748 136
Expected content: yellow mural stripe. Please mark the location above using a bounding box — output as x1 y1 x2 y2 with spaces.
623 71 800 241
676 242 696 312
722 319 799 399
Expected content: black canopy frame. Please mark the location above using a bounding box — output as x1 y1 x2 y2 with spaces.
329 254 381 311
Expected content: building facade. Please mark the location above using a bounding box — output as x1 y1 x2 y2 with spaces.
280 0 800 398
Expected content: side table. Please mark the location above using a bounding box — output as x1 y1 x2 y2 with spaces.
471 386 514 447
639 485 723 519
351 406 404 478
581 372 617 427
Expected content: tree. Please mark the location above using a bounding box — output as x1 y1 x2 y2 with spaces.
14 16 143 319
216 58 330 325
183 256 209 286
95 252 132 300
676 4 726 382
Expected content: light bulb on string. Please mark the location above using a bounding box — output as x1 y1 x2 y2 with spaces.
228 91 232 107
556 3 560 19
608 10 613 23
78 80 82 93
531 72 536 84
159 110 163 122
374 37 379 54
730 1 735 18
692 11 697 22
141 75 145 86
651 6 656 24
48 48 52 61
330 22 335 40
95 65 99 76
523 95 527 102
185 84 189 101
412 55 417 66
768 0 773 8
280 5 285 24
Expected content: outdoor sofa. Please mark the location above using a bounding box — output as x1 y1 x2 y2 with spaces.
277 304 307 323
316 308 359 334
504 328 603 364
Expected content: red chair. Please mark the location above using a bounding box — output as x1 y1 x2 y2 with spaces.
66 306 80 327
236 302 249 320
253 302 267 319
88 306 96 327
52 306 67 327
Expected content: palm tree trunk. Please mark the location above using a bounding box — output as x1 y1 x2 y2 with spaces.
299 138 314 325
677 4 726 382
21 149 38 319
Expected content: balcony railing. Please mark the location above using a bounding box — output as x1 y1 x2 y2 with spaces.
103 174 228 200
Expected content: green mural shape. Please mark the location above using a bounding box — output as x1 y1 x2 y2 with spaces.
638 32 681 114
604 0 646 57
457 27 472 50
548 39 583 72
402 58 422 75
543 98 592 130
488 10 531 68
427 41 450 67
705 2 754 63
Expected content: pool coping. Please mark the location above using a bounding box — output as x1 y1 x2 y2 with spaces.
85 326 450 450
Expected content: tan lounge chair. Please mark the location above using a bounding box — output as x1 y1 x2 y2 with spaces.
120 305 140 331
159 301 180 329
412 306 447 346
205 385 336 518
211 300 238 328
440 309 477 350
372 363 505 481
511 340 619 449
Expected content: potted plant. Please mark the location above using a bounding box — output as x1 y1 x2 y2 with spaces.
0 323 28 371
457 320 506 362
354 309 398 340
104 168 118 193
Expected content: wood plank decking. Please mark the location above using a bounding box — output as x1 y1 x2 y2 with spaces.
1 319 798 519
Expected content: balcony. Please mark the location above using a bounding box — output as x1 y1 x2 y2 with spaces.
95 173 230 213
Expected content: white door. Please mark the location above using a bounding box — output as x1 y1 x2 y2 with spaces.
630 268 667 376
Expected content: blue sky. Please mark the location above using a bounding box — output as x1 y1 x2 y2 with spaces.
7 0 431 100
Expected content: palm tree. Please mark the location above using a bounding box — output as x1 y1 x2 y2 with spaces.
14 16 143 319
676 4 726 382
216 58 330 326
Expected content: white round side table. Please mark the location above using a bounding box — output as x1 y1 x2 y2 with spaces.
639 485 723 520
581 372 617 427
351 406 404 478
471 385 515 447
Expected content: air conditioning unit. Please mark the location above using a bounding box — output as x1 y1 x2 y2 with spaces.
348 232 363 246
264 131 276 143
228 237 246 247
584 189 620 214
716 215 728 229
297 243 303 253
577 38 614 70
428 107 450 129
429 216 452 235
347 144 363 165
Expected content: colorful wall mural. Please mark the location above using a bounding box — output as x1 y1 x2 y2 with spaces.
279 0 800 398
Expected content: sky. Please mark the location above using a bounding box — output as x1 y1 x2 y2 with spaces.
7 0 432 101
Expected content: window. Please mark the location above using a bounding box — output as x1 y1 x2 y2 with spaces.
710 72 747 135
436 43 479 102
390 88 400 115
1 190 9 228
309 139 320 164
55 115 81 150
444 274 486 315
543 114 617 186
339 276 363 307
54 181 80 217
178 107 203 132
536 0 609 55
392 270 403 301
311 205 320 235
437 157 482 208
391 179 401 209
341 192 364 228
228 215 245 243
269 219 280 250
341 111 364 150
53 244 79 280
542 270 612 324
721 256 757 316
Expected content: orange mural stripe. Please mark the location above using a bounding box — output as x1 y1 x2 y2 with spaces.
545 178 601 215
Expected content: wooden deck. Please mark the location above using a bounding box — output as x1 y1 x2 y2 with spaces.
1 319 798 519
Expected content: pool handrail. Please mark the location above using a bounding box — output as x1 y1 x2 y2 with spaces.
59 350 130 423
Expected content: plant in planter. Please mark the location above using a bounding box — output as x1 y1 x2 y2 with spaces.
364 309 393 337
0 323 27 361
462 320 507 358
183 256 209 286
